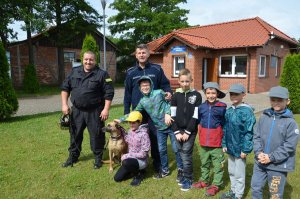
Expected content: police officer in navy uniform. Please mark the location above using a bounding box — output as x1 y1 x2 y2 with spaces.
124 44 172 173
61 51 114 169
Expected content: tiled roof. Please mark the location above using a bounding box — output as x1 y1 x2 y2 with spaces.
148 17 298 53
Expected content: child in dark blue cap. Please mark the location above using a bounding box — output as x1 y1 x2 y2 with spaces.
251 86 299 199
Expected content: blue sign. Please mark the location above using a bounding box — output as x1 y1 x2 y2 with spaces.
170 46 187 54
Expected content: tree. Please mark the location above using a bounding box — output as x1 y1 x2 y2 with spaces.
23 64 40 93
43 0 100 84
280 54 300 113
108 0 189 82
108 0 189 44
0 41 18 120
0 0 18 49
80 34 100 65
15 0 47 65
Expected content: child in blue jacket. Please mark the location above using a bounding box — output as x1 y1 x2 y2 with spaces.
220 84 256 199
251 86 299 199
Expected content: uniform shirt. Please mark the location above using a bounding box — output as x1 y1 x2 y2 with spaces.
61 66 114 109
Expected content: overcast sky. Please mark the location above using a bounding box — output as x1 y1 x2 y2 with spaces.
9 0 300 41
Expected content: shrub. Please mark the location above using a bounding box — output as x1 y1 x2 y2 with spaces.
80 34 100 65
23 64 40 93
0 41 18 120
280 53 300 113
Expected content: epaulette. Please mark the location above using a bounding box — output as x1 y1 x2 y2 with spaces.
126 66 135 75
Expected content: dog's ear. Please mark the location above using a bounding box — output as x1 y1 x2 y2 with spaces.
115 123 121 129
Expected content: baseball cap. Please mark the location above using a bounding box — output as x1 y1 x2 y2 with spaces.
268 86 289 99
229 84 246 93
203 82 226 99
126 111 143 122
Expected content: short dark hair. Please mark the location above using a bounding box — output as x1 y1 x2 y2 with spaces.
136 44 149 51
139 79 151 86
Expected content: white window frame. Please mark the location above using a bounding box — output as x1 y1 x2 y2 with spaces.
271 55 278 77
259 55 266 77
64 51 76 63
218 55 247 77
173 56 185 77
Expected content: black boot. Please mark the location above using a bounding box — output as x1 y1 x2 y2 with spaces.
94 157 102 169
62 156 78 168
130 171 145 186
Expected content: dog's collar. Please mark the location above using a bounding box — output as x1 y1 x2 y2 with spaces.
110 134 122 141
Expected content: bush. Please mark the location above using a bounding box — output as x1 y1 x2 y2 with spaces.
0 41 18 120
80 34 100 65
280 53 300 113
23 64 40 93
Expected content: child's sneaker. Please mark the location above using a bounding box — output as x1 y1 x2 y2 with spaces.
152 170 169 179
180 178 192 192
192 181 209 189
176 169 183 182
205 185 219 197
178 177 185 186
220 190 235 199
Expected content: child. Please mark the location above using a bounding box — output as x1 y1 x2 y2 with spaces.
114 111 150 186
251 86 299 199
192 82 227 197
170 69 202 191
119 76 183 180
220 84 256 199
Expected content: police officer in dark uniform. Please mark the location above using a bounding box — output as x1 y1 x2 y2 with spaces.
61 51 114 169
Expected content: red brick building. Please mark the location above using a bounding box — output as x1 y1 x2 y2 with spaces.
8 27 118 87
147 17 298 93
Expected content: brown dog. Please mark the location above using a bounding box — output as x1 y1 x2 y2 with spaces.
102 122 128 173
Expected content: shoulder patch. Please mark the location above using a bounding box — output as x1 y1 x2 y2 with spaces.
105 78 112 82
295 129 299 134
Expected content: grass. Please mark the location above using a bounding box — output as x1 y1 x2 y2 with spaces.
0 107 300 199
15 85 61 98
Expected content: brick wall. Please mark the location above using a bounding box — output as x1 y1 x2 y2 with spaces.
149 39 291 93
9 44 117 87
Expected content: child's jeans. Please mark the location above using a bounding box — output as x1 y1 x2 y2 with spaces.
176 132 196 180
251 162 287 199
157 128 183 173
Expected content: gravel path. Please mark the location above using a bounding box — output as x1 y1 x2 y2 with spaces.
15 88 270 117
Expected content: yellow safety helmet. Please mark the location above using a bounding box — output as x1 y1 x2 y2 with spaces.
126 111 143 122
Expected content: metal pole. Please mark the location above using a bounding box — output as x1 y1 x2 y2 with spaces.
101 0 107 71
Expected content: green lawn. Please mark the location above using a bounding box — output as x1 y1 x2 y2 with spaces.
0 107 299 199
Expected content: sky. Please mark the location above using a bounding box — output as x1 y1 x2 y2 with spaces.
9 0 300 41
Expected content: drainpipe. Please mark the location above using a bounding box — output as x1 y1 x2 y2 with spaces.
246 48 251 93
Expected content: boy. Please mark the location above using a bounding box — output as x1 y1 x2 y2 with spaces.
170 69 202 191
220 84 256 199
192 82 227 197
251 86 299 199
119 76 183 180
114 111 150 186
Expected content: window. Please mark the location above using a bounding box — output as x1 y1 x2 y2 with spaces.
64 52 75 62
271 55 278 76
219 55 247 77
259 55 266 77
6 51 11 78
173 56 185 76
